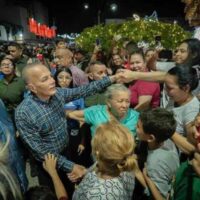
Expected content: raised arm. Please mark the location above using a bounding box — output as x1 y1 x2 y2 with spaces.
61 75 118 103
118 69 167 83
171 132 195 154
134 95 152 111
43 153 68 200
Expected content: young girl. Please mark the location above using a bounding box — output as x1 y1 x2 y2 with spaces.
54 68 85 163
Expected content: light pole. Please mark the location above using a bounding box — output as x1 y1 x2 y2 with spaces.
83 1 118 25
98 9 101 25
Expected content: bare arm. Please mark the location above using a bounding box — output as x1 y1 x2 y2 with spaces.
143 168 164 200
134 166 147 189
67 110 85 123
171 132 195 154
43 154 68 200
118 69 167 83
134 95 152 111
90 45 101 63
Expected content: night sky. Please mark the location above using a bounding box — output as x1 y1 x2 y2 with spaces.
38 0 186 33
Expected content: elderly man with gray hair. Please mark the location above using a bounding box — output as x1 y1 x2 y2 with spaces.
15 63 122 198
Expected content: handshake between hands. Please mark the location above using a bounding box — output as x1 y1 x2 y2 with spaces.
110 69 136 84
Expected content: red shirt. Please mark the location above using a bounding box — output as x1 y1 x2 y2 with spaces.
129 80 160 108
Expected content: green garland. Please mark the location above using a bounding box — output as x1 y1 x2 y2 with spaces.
75 19 192 52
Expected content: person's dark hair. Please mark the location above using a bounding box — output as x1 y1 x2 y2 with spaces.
0 57 16 68
130 49 145 61
8 42 22 50
54 67 73 88
24 186 56 200
140 108 176 143
158 49 173 61
55 38 66 46
168 64 199 92
125 41 139 55
87 61 105 73
181 38 200 66
74 48 87 56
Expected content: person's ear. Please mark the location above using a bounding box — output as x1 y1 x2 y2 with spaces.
88 72 94 80
147 134 156 143
182 84 190 93
27 83 37 94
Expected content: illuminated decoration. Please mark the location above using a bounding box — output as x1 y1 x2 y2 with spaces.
76 17 191 52
28 18 56 38
29 18 38 34
57 33 80 46
133 14 140 21
144 11 158 21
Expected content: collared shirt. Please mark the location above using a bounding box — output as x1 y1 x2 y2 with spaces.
15 77 112 172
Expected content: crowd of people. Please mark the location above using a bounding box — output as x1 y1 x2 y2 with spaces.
0 37 200 200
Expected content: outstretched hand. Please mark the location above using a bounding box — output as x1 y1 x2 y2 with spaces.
114 69 136 83
67 164 87 183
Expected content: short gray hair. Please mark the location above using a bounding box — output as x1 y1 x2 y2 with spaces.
22 63 48 84
104 84 130 100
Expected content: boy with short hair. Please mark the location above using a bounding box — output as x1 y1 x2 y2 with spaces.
137 108 180 199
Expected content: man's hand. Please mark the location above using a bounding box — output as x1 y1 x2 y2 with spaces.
109 69 135 83
67 164 87 183
116 69 136 83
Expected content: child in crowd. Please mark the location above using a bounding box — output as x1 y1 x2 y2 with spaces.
54 68 85 162
136 108 180 199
